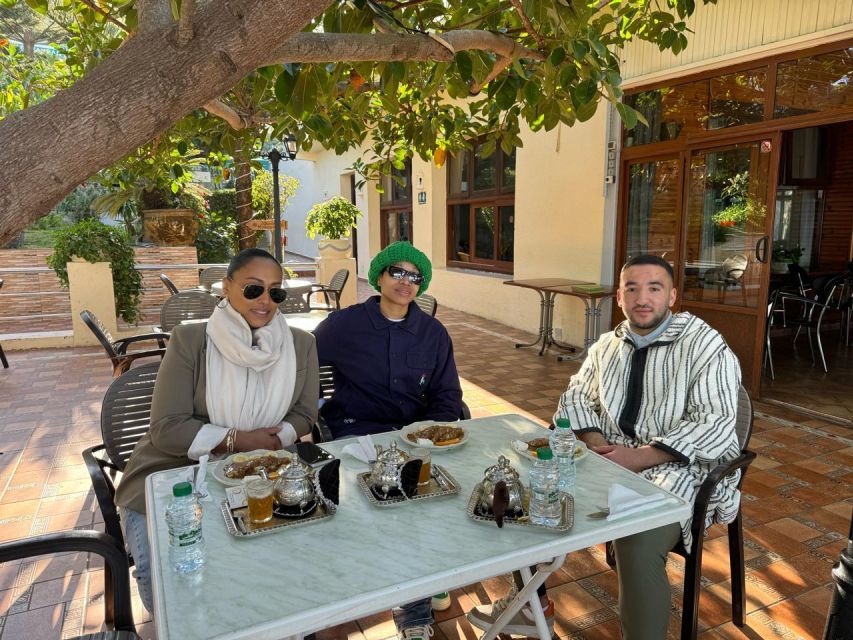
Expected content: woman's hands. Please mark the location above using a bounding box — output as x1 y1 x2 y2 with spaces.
235 426 283 452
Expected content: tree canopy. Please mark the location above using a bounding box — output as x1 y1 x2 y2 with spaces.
0 0 716 244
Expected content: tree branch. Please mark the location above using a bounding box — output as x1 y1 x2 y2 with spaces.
203 99 271 130
268 30 546 64
469 56 511 94
78 0 129 32
137 0 173 35
177 0 196 45
509 0 545 50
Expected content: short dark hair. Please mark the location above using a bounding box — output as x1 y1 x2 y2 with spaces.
621 255 674 282
227 248 281 279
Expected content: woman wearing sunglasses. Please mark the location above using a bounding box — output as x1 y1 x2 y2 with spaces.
115 248 319 613
313 241 462 640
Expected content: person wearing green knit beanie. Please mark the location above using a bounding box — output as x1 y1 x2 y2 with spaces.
368 241 432 296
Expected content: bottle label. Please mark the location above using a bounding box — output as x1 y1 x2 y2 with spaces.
171 527 202 547
532 489 559 504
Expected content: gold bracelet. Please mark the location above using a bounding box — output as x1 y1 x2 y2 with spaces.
226 428 236 453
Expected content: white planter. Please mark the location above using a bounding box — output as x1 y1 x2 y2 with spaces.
317 238 352 259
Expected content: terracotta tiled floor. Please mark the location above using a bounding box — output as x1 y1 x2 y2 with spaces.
0 282 850 639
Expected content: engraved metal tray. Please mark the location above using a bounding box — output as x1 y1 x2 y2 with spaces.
220 496 336 538
357 464 461 507
466 481 574 532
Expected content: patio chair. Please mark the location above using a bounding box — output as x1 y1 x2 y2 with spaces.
700 254 748 304
83 361 159 627
199 265 229 291
783 276 848 372
309 268 349 311
157 290 218 332
311 364 471 442
159 273 180 295
81 310 168 378
279 293 310 314
0 530 139 639
606 384 756 639
415 294 438 317
0 278 7 368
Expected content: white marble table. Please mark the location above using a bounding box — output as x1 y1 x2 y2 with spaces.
281 310 329 333
145 414 691 640
209 279 313 300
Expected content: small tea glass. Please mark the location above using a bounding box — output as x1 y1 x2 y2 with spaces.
246 478 274 524
411 447 432 488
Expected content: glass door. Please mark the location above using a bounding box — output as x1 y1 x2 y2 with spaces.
679 137 778 393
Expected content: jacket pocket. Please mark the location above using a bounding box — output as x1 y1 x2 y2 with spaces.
406 352 435 370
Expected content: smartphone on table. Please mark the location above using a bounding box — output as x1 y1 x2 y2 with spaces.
296 442 336 467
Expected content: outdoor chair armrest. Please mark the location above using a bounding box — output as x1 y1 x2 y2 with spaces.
687 449 756 554
311 416 334 443
82 445 126 548
113 332 169 354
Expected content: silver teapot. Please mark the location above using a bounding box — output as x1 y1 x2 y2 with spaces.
273 459 316 510
480 456 525 514
368 441 410 498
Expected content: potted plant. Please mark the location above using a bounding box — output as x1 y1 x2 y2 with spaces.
304 196 362 258
46 219 143 323
93 138 205 246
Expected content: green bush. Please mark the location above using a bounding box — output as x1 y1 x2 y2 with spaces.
52 183 106 224
196 209 237 264
46 220 143 323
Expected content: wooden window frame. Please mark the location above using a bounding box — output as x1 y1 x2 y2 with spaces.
447 139 516 273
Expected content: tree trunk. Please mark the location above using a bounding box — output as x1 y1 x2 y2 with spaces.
0 0 332 245
234 136 254 250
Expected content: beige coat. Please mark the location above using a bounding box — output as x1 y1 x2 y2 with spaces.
115 321 319 513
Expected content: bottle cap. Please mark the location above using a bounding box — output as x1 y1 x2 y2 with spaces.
536 447 553 460
172 482 193 497
555 418 571 429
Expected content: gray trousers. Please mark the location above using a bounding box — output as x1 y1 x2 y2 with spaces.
613 522 682 640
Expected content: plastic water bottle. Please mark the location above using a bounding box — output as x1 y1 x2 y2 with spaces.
528 447 561 527
165 481 205 574
550 418 577 495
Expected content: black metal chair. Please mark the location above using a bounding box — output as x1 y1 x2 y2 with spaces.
0 278 8 368
415 294 438 317
309 269 350 311
783 276 848 372
199 265 229 291
83 361 159 626
157 290 218 332
159 273 180 295
0 530 139 639
81 310 168 378
605 385 756 640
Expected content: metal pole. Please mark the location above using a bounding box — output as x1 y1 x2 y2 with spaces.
823 506 853 640
268 148 283 263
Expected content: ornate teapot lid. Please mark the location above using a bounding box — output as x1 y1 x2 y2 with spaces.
280 459 313 480
376 441 409 467
483 456 520 484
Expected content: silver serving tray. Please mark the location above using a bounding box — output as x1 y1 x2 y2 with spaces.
467 481 574 532
220 496 336 538
357 464 460 507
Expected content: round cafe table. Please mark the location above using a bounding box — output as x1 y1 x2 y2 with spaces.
209 278 313 300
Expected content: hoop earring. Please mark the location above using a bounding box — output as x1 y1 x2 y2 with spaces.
217 298 229 310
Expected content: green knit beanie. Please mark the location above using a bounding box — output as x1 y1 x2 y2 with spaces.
368 241 432 295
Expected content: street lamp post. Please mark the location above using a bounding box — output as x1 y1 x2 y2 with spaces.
267 133 298 263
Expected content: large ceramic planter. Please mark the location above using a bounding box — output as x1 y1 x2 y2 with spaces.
317 238 352 259
142 208 199 246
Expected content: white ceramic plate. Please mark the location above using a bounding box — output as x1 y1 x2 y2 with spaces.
398 421 469 451
511 437 588 463
211 449 293 486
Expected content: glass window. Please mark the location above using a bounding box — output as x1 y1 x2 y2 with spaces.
775 47 853 118
624 80 709 146
380 161 412 248
709 68 766 129
447 139 515 272
380 162 412 205
624 159 681 259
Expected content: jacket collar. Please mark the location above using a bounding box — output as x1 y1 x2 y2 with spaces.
614 311 695 347
365 295 423 335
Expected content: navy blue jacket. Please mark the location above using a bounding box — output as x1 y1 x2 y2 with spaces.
314 296 463 438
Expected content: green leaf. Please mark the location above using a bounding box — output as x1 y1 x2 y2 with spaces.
615 102 638 129
24 0 48 14
177 141 188 155
549 47 566 66
454 52 473 82
523 81 540 107
274 69 296 105
575 98 598 122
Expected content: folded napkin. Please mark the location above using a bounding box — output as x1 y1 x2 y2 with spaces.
194 454 213 503
341 434 377 464
606 483 669 522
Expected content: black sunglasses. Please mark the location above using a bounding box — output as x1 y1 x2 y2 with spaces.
386 265 424 285
240 283 288 304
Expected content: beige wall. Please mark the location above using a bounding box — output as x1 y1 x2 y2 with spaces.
621 0 853 85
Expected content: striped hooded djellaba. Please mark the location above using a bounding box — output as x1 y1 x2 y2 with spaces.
555 312 742 549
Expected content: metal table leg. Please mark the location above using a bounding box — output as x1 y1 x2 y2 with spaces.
515 290 549 352
480 555 566 640
557 297 611 362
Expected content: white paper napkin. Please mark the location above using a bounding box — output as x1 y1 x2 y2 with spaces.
606 483 669 521
194 454 213 503
341 434 377 463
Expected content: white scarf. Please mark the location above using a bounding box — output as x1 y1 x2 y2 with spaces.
205 301 296 432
